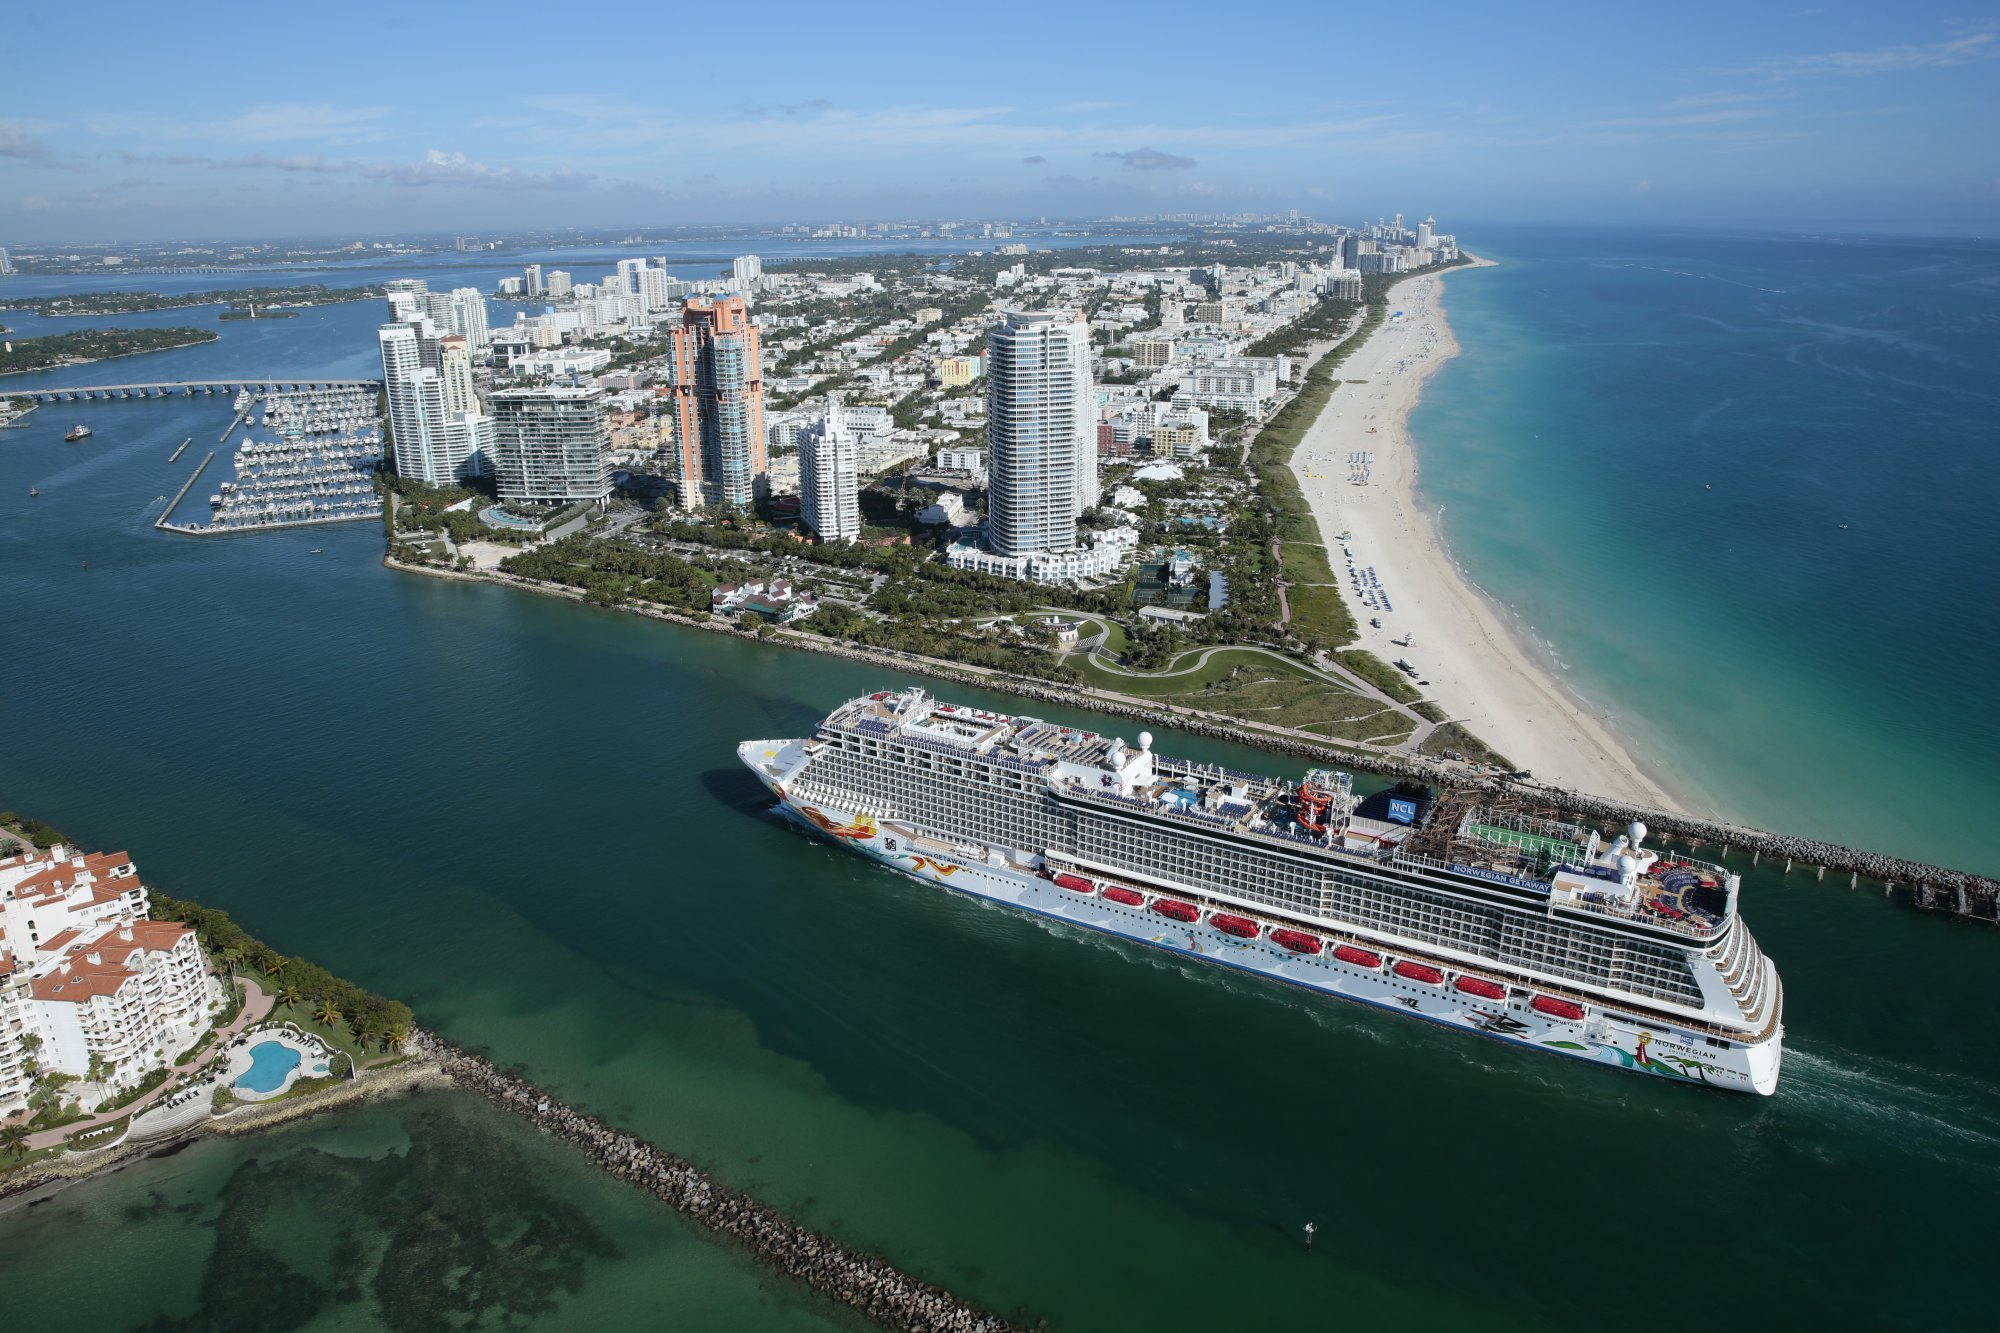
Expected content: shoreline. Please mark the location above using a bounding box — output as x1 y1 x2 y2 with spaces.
1291 257 1689 810
0 331 221 379
382 556 2000 901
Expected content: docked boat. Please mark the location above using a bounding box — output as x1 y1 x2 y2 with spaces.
64 424 92 442
741 688 1786 1093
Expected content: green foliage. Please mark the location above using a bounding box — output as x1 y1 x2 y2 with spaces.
0 326 219 375
148 890 414 1056
29 283 383 318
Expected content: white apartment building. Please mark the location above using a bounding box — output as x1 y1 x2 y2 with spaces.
1176 357 1285 415
986 310 1096 560
379 324 492 483
0 846 221 1115
799 392 862 542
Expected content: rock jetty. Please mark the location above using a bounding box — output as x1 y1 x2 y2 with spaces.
386 558 1998 923
421 1031 1023 1333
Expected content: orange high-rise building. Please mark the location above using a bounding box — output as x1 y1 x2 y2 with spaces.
666 296 766 510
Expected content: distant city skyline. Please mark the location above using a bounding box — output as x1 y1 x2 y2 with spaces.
2 2 1997 241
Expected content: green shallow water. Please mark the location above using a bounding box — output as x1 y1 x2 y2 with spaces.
2 340 1997 1330
3 1090 858 1332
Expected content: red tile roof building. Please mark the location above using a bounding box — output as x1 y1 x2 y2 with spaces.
1 845 221 1115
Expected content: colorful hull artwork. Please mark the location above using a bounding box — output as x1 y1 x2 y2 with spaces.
741 766 1779 1095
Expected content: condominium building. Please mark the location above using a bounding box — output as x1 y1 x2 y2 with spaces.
0 845 220 1115
667 296 767 511
986 310 1096 560
798 392 861 542
379 324 492 484
490 386 613 506
448 287 491 349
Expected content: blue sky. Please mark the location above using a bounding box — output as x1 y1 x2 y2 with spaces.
2 1 1996 241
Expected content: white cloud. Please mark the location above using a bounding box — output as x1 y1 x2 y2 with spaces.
1744 30 1997 78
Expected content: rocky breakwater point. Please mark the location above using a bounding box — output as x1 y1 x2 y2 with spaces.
419 1030 1025 1333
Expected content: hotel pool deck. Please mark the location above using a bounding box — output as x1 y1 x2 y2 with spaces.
223 1029 333 1101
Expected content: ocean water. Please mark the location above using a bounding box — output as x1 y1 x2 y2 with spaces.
1412 226 2000 875
2 231 1998 1330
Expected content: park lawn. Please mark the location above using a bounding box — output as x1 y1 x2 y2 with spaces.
1073 646 1326 697
237 967 369 1065
1156 670 1401 739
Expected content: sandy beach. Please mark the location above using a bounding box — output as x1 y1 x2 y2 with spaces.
1291 258 1682 808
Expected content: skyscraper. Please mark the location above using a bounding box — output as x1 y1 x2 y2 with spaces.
489 387 611 506
380 324 491 485
985 310 1094 558
448 287 490 349
0 247 13 275
799 392 861 542
1417 217 1435 250
439 336 478 416
524 264 544 298
545 270 573 299
667 296 767 511
731 254 763 290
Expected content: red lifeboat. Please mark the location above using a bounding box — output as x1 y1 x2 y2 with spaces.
1333 944 1383 969
1210 913 1258 938
1454 976 1507 1001
1102 886 1144 907
1052 872 1096 893
1393 960 1445 985
1532 995 1586 1021
1270 928 1323 955
1151 898 1200 923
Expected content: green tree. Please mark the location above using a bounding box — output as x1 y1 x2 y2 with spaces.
1 1123 28 1161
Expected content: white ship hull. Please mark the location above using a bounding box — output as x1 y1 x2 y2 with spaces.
741 743 1780 1095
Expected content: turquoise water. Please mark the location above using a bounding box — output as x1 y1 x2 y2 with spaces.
235 1040 302 1094
2 231 1998 1330
1413 227 2000 875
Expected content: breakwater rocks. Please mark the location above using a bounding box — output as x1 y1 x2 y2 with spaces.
386 559 1996 923
420 1031 1024 1333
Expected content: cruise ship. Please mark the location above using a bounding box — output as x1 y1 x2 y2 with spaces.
741 689 1784 1094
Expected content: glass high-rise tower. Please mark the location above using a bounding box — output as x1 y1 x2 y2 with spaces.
667 296 767 511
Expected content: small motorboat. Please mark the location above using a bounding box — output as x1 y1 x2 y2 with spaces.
28 487 38 498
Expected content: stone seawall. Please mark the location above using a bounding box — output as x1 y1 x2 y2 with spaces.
421 1031 1023 1333
386 557 1998 921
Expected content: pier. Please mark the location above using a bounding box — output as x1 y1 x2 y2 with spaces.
24 378 381 403
156 452 215 531
421 1031 1021 1333
167 436 191 463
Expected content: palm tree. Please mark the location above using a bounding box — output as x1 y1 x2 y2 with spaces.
1 1123 29 1161
383 1025 409 1054
313 1000 342 1027
278 984 302 1010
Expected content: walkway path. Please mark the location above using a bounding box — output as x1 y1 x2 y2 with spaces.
10 976 274 1150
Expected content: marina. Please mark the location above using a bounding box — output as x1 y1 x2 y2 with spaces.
159 386 383 536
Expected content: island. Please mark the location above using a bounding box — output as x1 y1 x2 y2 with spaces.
16 283 385 318
0 326 219 376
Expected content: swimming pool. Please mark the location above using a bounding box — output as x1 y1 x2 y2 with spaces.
234 1040 302 1094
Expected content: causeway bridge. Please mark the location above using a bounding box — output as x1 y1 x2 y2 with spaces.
19 378 381 403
